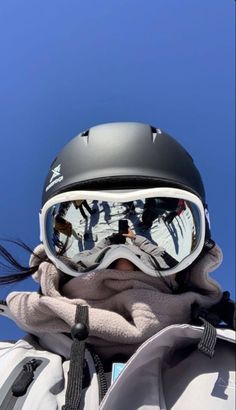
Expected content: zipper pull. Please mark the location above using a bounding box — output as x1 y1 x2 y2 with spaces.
11 359 42 397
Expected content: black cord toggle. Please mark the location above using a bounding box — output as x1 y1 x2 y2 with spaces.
71 322 89 341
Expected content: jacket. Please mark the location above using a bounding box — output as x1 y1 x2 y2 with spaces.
0 302 235 410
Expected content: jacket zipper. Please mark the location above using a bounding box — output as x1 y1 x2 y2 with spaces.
0 358 42 410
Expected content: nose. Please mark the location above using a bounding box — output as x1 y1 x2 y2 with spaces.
113 258 136 271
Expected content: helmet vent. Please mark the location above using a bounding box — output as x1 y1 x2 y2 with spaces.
150 126 158 143
80 129 89 137
80 129 90 145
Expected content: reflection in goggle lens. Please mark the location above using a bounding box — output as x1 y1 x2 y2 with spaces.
45 197 201 274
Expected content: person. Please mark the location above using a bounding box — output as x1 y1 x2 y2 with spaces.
0 122 235 410
54 214 81 240
73 200 96 220
122 201 136 215
163 198 186 225
139 197 180 229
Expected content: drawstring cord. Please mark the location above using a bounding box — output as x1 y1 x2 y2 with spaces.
62 305 89 410
87 346 108 402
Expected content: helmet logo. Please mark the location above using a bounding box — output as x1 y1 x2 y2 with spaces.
50 164 62 182
46 164 64 192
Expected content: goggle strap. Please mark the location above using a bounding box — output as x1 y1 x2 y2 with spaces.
203 239 216 252
190 239 216 269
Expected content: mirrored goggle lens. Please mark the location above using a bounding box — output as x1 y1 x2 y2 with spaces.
44 196 202 275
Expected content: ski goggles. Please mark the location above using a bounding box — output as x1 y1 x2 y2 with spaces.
39 188 206 277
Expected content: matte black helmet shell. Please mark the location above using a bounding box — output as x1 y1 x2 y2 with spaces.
42 122 206 206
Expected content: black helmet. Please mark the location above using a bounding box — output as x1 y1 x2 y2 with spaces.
40 122 214 278
42 122 206 206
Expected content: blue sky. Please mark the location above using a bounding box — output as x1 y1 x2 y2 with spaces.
0 0 235 340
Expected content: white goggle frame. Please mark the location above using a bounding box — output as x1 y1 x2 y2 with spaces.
39 187 205 277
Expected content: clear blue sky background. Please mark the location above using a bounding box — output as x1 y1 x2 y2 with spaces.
0 0 235 340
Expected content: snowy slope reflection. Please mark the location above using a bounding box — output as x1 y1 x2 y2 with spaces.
45 196 201 274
